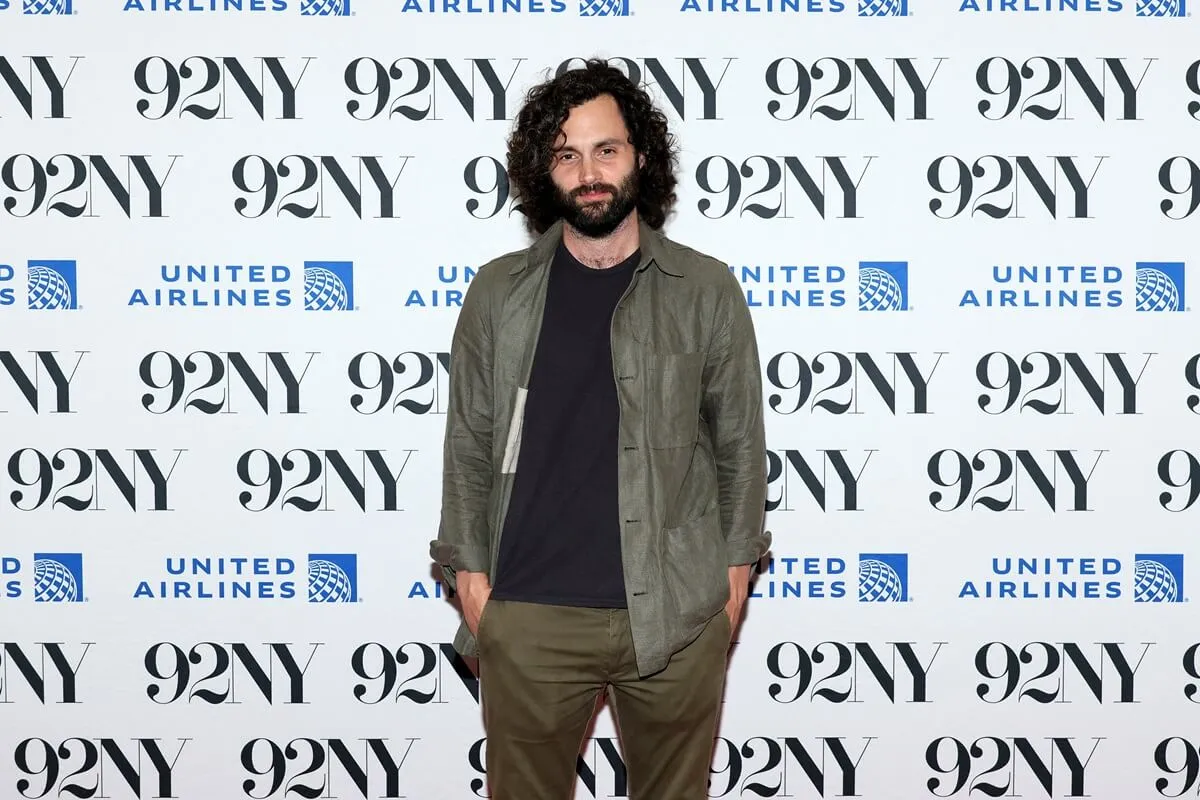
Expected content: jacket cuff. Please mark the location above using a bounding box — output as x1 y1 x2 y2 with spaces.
726 530 772 567
429 540 490 574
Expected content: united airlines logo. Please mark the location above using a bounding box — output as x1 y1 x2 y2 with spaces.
303 261 355 311
33 553 84 602
859 553 909 602
1135 262 1186 312
23 0 73 13
958 555 1185 602
1137 0 1186 15
27 260 78 310
859 0 908 14
119 0 354 13
580 0 629 14
300 0 351 14
1133 554 1183 602
858 261 908 311
308 554 357 603
133 554 361 602
2 554 85 601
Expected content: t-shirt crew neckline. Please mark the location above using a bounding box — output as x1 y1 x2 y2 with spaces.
556 241 641 277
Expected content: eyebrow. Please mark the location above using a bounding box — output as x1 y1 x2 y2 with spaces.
553 137 627 152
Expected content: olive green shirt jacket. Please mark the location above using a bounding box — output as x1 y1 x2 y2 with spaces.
429 218 770 677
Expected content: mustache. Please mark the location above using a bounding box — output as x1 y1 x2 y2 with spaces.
572 183 618 198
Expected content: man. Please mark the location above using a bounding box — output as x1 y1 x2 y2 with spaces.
429 59 770 799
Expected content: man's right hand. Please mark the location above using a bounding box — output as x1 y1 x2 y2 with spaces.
457 571 492 638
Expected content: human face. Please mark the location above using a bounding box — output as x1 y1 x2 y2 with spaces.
548 93 642 237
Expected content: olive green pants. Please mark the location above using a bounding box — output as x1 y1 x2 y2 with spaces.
476 599 730 799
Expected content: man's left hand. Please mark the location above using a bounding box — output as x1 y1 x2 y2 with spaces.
724 563 752 638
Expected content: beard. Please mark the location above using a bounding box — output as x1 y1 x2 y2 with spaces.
550 168 640 238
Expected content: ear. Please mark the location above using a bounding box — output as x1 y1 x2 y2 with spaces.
638 152 646 169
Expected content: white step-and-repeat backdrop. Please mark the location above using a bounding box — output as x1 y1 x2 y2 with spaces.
2 0 1198 797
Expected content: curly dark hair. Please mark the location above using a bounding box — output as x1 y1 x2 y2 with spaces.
506 59 679 234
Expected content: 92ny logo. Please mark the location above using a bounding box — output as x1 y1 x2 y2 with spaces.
139 351 318 415
0 641 92 703
925 737 1101 798
351 642 478 704
467 736 874 799
346 56 730 123
974 57 1153 122
462 155 877 221
766 641 944 703
765 351 944 415
235 448 414 512
695 155 875 220
0 350 85 413
975 351 1152 415
0 56 81 119
144 642 322 705
766 449 876 512
1 154 178 218
4 448 183 511
12 738 188 800
927 449 1105 512
928 155 1106 219
239 738 416 799
231 155 411 219
974 641 1152 704
764 57 944 122
134 56 315 120
348 351 450 415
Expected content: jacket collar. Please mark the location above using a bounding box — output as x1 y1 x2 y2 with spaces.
508 217 685 278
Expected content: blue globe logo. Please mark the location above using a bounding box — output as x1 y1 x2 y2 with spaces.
304 268 349 311
859 0 905 14
1137 0 1183 15
34 559 79 602
1134 559 1179 602
1135 267 1180 311
300 0 348 14
309 560 354 602
28 266 73 310
23 0 70 12
580 0 627 15
858 267 904 310
859 559 904 601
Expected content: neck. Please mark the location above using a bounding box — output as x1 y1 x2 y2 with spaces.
561 212 640 269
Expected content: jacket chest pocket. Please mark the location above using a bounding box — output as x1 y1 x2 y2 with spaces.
645 352 704 448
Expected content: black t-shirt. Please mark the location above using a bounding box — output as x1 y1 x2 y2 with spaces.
488 241 639 608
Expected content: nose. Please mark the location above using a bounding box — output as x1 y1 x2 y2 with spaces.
577 154 602 186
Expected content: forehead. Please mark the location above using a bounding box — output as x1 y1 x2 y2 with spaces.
556 94 630 146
